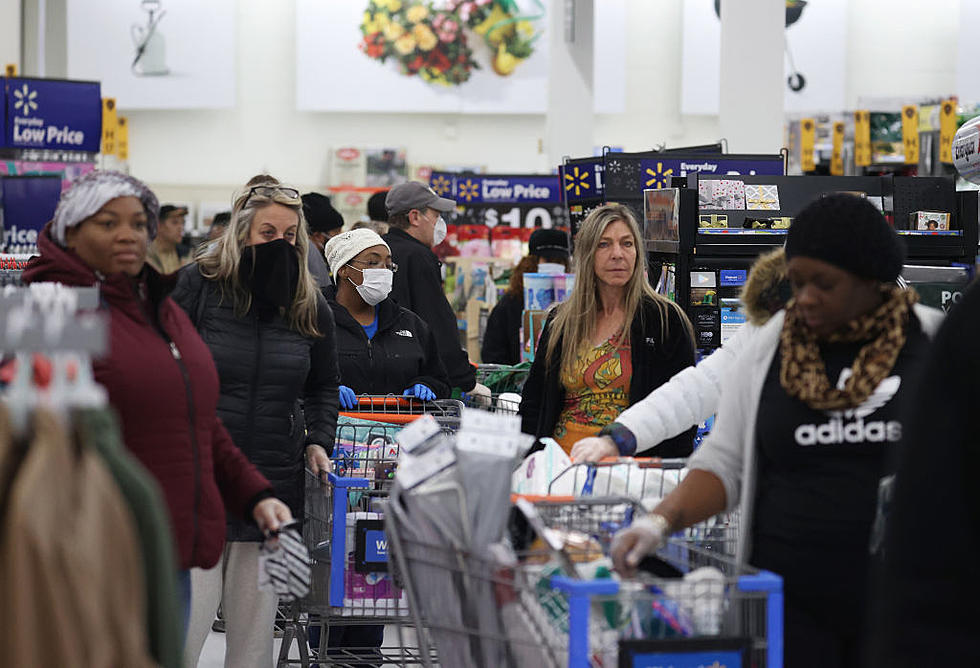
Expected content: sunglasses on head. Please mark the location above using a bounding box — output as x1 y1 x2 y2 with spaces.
241 185 301 209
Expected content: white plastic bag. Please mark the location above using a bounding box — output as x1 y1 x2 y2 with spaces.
511 438 573 495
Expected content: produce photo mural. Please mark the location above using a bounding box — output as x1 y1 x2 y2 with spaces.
297 0 550 113
358 0 542 87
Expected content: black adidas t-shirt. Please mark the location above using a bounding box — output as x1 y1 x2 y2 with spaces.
751 317 928 613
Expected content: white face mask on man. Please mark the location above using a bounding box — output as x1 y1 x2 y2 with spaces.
433 216 448 247
346 265 393 306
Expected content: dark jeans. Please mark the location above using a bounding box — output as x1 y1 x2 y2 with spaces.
308 622 385 668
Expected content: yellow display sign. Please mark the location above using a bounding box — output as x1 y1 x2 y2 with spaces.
830 122 845 176
117 116 129 161
800 118 816 173
854 110 872 167
4 64 17 77
940 98 957 164
101 98 118 155
902 105 920 164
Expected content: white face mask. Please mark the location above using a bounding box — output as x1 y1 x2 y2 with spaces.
346 266 393 306
433 216 448 247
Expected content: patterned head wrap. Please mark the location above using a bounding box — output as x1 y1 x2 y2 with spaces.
52 170 159 245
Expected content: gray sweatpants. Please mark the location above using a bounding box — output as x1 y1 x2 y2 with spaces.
183 542 279 668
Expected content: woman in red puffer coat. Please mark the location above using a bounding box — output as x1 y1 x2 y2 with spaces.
21 171 290 629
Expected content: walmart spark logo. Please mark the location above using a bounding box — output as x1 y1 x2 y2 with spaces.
564 166 591 197
431 174 451 196
458 179 479 202
645 162 673 189
13 84 38 117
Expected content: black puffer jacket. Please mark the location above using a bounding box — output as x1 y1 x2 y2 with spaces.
172 265 340 541
325 286 450 398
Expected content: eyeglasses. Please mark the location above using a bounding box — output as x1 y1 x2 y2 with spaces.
349 259 398 273
241 185 301 209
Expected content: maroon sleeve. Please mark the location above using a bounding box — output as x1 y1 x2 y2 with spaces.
211 417 273 520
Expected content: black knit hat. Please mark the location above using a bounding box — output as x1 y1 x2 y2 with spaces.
302 192 344 234
785 193 905 282
529 228 570 262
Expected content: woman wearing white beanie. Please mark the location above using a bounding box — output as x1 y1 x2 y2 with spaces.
324 227 450 410
313 227 449 661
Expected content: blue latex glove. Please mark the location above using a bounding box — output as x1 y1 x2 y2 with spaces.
338 385 357 410
403 383 436 401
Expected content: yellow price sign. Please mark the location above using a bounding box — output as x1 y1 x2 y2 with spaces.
940 99 957 164
902 105 920 165
800 118 816 173
854 110 872 167
830 121 845 175
102 98 118 156
117 116 129 161
4 64 17 77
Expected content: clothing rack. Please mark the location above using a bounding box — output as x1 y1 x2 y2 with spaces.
0 283 107 432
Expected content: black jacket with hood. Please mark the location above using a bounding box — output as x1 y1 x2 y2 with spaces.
171 264 340 542
383 226 476 391
325 286 450 399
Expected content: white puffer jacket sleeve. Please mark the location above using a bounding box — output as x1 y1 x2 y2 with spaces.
615 321 760 451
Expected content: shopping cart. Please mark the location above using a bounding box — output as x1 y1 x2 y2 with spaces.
465 363 530 415
388 493 781 668
547 457 740 556
276 397 462 667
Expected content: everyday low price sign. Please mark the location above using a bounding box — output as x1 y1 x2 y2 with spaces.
639 155 784 189
430 171 569 229
4 77 102 153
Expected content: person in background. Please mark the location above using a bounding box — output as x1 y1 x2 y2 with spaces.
146 204 192 274
301 192 344 289
382 182 487 398
481 228 572 366
316 228 449 663
611 194 944 668
208 211 231 241
174 175 339 668
366 190 390 235
326 228 450 405
519 203 697 457
21 171 287 662
570 248 789 462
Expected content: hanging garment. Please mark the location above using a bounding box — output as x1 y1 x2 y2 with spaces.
75 408 182 668
0 407 158 667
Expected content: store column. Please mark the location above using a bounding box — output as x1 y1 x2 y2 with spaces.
719 0 784 153
544 0 594 169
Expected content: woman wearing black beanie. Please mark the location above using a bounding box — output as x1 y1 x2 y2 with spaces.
610 194 944 668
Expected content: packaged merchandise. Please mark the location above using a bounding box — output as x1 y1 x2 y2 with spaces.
698 180 746 210
911 211 950 231
523 273 556 310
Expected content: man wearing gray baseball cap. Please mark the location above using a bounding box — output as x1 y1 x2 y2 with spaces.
382 181 478 394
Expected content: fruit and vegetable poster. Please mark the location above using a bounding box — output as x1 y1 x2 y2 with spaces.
297 0 550 113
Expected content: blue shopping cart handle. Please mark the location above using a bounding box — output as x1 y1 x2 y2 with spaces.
326 472 370 489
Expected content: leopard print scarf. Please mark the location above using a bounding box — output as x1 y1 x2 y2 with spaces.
779 285 918 411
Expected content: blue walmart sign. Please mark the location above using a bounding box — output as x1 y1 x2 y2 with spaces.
4 77 102 152
640 156 784 189
560 159 604 203
430 171 561 205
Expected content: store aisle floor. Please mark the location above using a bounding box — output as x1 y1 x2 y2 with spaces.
195 626 412 667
